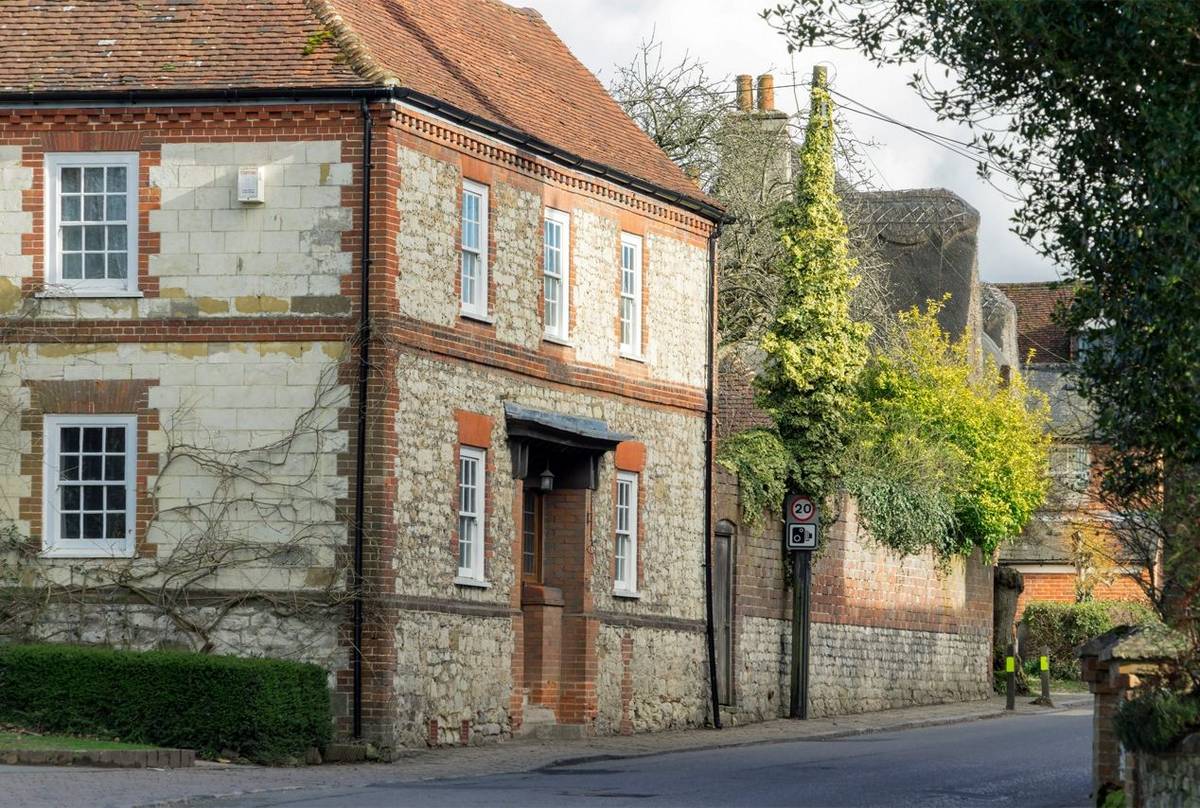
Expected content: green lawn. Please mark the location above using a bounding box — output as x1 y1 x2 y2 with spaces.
0 731 157 752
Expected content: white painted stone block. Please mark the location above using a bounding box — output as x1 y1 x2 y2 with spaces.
160 143 196 165
194 143 236 166
301 186 341 209
178 210 213 232
147 210 178 233
178 165 216 188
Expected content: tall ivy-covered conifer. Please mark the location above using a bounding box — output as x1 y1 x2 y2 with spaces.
755 67 871 504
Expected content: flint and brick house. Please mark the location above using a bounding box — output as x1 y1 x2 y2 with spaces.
0 0 725 749
995 282 1147 614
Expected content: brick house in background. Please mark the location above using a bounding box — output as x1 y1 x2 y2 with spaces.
995 282 1148 615
0 0 727 750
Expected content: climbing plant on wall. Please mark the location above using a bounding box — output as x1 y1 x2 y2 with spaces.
720 74 1050 559
751 70 871 512
848 301 1051 558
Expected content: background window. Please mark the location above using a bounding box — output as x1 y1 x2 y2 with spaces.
457 446 486 581
620 233 643 355
615 471 639 593
43 415 136 557
543 209 570 339
460 180 488 317
45 152 139 294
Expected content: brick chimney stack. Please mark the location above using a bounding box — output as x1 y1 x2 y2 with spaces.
756 74 775 112
736 75 753 113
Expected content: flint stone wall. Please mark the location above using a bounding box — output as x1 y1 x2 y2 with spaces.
1136 748 1200 808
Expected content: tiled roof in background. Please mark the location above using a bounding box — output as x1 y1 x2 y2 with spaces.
994 282 1076 364
0 0 712 213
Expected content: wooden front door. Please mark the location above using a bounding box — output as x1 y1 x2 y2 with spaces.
714 521 735 705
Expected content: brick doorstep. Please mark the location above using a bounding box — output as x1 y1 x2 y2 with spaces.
0 747 195 769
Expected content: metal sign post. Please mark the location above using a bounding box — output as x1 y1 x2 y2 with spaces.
785 494 819 720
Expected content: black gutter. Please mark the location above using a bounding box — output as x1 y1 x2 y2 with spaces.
702 223 724 730
351 99 374 740
0 85 728 226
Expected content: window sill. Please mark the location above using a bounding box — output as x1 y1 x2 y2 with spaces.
40 547 136 560
35 290 143 300
454 576 491 589
542 334 573 348
618 351 646 364
460 310 494 325
612 588 641 600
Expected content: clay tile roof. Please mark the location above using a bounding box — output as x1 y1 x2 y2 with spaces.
0 1 365 92
0 0 715 215
993 282 1076 364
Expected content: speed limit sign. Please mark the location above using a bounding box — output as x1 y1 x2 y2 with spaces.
785 494 817 525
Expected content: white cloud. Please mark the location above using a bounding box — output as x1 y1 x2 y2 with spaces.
521 0 1058 283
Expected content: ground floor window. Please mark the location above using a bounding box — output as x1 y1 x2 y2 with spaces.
615 471 639 594
42 414 136 558
457 446 486 583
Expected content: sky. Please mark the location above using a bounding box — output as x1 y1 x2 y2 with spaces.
521 0 1060 284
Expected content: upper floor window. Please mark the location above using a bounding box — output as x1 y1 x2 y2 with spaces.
460 180 489 318
42 414 136 558
614 471 639 595
543 209 570 340
457 446 487 583
1053 444 1092 492
619 233 643 356
45 152 139 295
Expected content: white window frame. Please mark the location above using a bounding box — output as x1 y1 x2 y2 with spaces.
456 446 488 585
460 179 489 319
42 414 137 559
619 233 643 357
44 152 140 297
614 471 639 596
543 208 571 341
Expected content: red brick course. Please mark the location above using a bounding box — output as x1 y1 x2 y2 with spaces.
1015 571 1148 617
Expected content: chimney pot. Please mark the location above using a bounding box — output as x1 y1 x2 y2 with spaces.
736 75 753 113
756 74 775 112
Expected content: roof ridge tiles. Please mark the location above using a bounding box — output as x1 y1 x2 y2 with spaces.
304 0 398 86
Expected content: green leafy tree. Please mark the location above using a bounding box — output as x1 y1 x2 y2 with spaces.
755 69 872 506
764 0 1200 622
850 301 1051 557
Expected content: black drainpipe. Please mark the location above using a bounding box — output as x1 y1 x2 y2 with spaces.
352 99 374 740
703 222 724 730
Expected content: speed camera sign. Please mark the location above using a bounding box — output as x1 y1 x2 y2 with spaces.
787 523 818 551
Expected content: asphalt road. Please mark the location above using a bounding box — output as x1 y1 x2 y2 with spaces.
212 706 1092 808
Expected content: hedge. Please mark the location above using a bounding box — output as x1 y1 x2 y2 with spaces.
0 644 331 763
1114 689 1200 755
1021 599 1159 680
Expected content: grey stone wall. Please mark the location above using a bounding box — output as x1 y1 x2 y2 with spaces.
729 616 991 722
393 612 515 747
1136 748 1200 808
595 624 708 735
